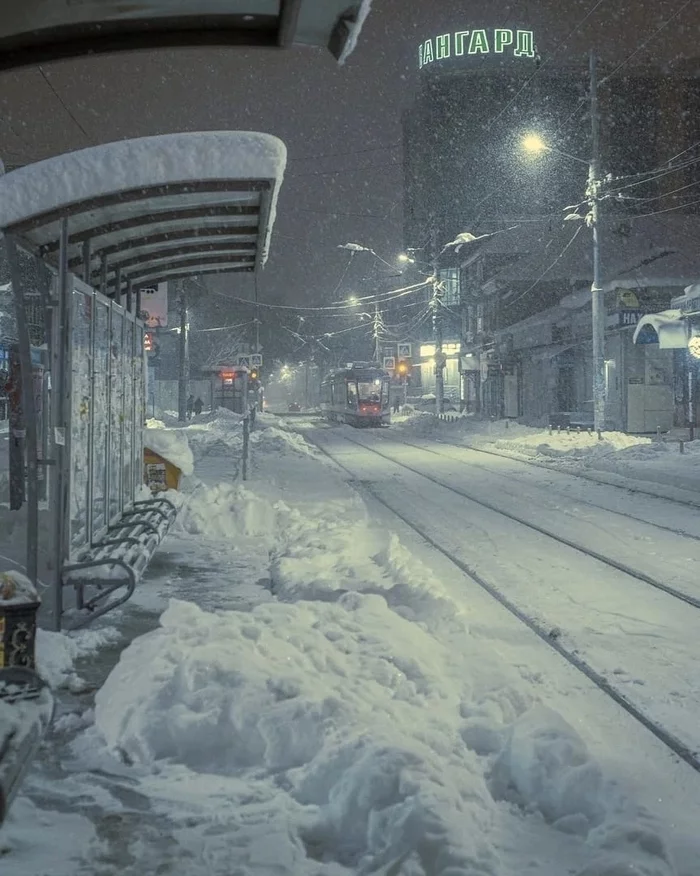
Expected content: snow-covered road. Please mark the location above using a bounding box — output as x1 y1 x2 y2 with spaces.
310 426 700 765
3 413 700 876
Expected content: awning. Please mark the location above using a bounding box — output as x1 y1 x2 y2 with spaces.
0 1 373 69
632 310 688 348
0 130 286 293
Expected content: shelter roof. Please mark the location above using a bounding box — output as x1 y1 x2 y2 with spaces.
0 131 286 293
0 1 373 69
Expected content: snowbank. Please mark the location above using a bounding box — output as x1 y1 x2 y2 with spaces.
0 570 38 605
36 626 122 690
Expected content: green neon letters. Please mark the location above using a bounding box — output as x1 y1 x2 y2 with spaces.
418 27 536 69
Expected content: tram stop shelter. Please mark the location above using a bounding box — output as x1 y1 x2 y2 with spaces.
0 130 286 632
0 1 373 70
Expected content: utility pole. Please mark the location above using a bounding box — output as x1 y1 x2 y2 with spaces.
431 222 445 415
589 50 605 435
373 303 381 364
177 282 189 422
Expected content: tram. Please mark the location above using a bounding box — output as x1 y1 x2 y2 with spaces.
320 364 391 427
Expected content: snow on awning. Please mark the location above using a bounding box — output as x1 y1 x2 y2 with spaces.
0 131 286 292
632 310 688 348
0 2 373 70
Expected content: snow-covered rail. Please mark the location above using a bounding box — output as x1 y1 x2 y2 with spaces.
378 433 700 544
428 432 700 509
308 431 700 777
338 434 700 611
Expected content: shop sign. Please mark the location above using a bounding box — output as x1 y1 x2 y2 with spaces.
618 310 645 327
418 28 536 69
680 296 700 314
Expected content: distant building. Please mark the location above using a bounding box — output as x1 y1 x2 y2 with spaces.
401 23 700 429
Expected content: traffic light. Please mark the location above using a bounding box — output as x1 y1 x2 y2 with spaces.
396 359 412 379
249 369 259 381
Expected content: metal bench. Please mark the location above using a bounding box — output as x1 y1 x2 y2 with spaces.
61 497 177 629
0 668 55 826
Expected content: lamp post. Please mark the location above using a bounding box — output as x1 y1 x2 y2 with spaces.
521 51 604 434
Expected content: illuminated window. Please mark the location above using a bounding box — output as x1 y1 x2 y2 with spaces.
420 344 436 358
439 268 460 306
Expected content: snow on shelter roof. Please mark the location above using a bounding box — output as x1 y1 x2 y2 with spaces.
0 1 373 70
0 131 286 290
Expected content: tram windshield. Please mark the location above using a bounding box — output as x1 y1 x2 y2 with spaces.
357 380 387 405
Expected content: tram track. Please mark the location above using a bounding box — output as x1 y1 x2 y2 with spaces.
336 431 700 611
374 432 700 544
307 430 700 776
421 430 700 510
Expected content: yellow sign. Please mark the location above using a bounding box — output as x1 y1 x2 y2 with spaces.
618 289 640 309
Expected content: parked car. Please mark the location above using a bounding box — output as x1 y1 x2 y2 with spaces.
288 402 302 412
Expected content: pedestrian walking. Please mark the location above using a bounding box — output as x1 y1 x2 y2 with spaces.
193 396 203 416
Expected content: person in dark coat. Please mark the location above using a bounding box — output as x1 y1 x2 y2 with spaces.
193 397 204 416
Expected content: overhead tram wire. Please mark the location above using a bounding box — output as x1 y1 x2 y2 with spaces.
504 225 584 307
37 65 92 143
287 143 400 162
215 279 432 315
483 0 610 134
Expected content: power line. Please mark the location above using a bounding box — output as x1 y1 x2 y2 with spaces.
287 143 400 162
215 279 431 314
626 197 700 220
484 0 610 133
288 161 400 179
37 66 91 143
504 225 585 306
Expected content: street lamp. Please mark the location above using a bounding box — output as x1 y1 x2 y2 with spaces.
518 52 604 434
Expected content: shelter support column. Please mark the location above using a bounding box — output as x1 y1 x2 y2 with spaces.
5 235 40 586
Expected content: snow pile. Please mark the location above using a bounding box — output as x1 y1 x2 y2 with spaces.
0 570 38 605
490 705 604 833
92 586 666 875
36 625 122 690
174 482 277 543
0 798 102 874
94 595 494 873
491 428 652 462
144 426 194 476
250 424 322 459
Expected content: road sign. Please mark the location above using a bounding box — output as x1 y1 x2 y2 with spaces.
383 356 396 370
139 282 168 327
236 355 251 368
397 343 412 358
250 353 263 367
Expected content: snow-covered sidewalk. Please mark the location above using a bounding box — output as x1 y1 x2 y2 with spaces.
3 413 699 875
393 411 700 502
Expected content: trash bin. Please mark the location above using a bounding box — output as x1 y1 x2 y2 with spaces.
0 572 40 670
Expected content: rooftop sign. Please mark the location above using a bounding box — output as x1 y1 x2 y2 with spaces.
418 28 537 70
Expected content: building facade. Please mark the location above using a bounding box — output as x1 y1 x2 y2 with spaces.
401 20 700 430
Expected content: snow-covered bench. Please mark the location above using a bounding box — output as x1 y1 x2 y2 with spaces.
61 496 177 629
0 668 54 826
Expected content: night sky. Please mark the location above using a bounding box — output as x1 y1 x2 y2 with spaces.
0 0 697 329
